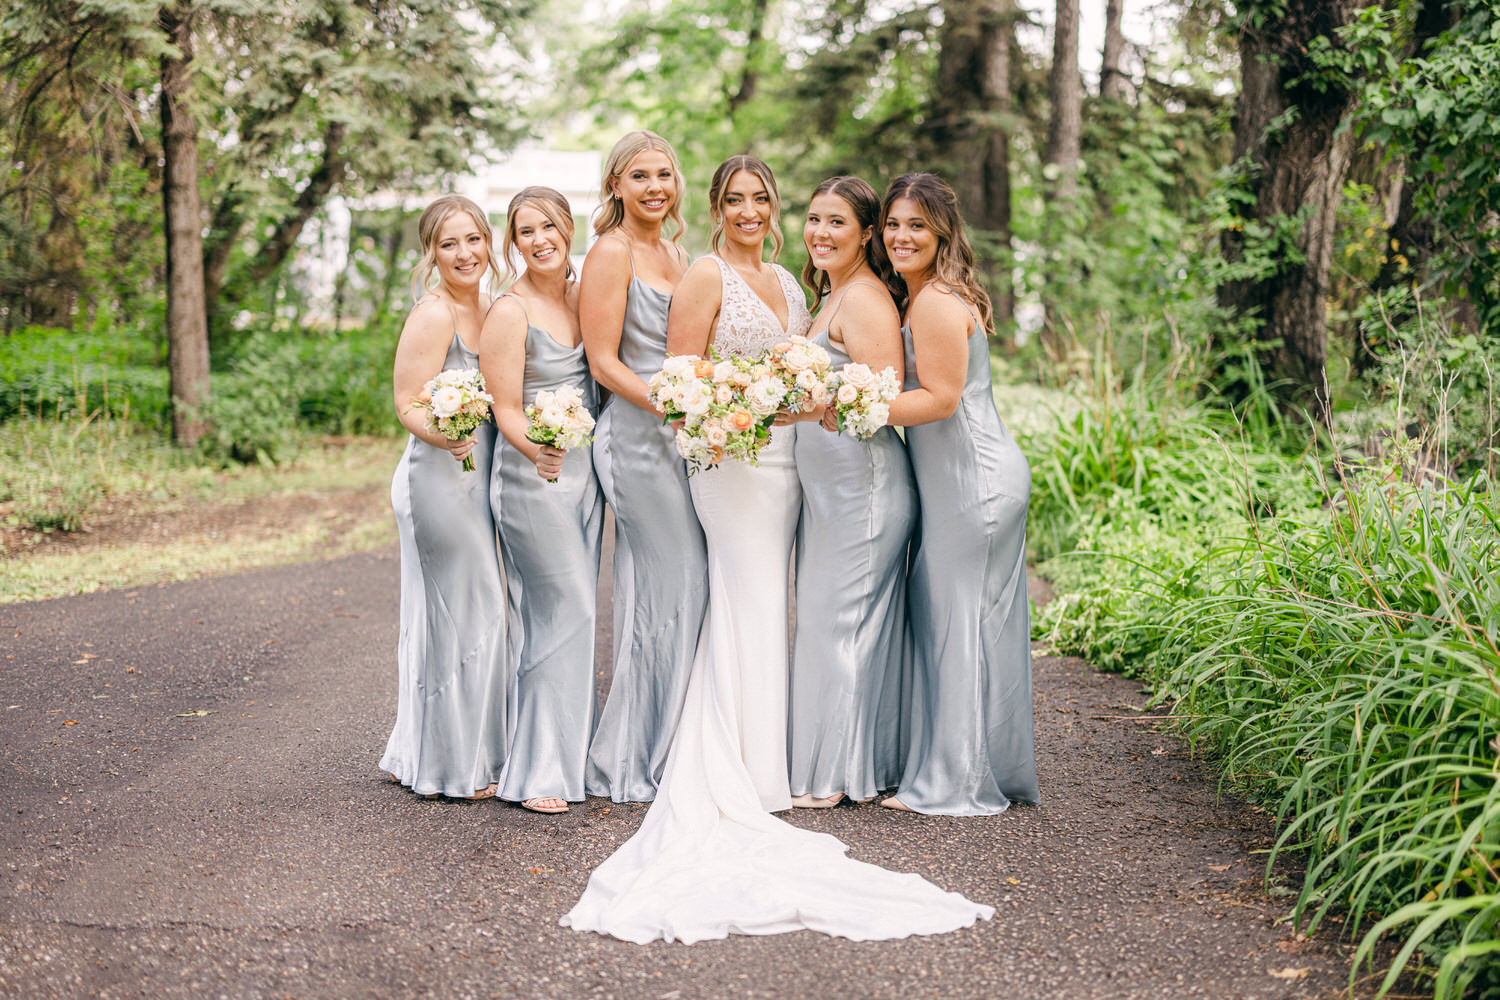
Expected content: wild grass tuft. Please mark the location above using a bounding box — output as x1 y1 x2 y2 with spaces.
1027 314 1500 998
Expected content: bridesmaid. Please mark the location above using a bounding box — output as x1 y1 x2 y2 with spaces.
789 176 917 808
581 131 709 802
480 187 604 815
877 173 1040 816
381 195 510 800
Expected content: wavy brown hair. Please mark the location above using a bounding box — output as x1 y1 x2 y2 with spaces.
707 155 783 260
880 173 993 334
592 130 686 243
410 194 497 300
799 175 899 311
502 186 575 282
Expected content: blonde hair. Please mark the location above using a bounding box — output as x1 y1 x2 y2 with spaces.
880 173 993 334
410 194 497 299
707 155 783 260
800 175 894 311
592 130 686 242
502 186 576 282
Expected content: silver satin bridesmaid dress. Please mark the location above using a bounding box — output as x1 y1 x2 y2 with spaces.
491 306 604 804
897 292 1040 814
789 318 917 802
381 327 511 798
585 240 709 802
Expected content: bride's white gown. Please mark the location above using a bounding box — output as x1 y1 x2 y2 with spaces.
561 256 994 944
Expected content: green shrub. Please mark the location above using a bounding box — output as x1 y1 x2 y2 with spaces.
0 326 169 425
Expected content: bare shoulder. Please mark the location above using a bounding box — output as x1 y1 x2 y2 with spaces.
581 233 631 276
840 280 899 325
482 294 528 333
909 283 973 333
677 255 725 295
400 297 456 345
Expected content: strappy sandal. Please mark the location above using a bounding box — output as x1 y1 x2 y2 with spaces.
521 797 569 814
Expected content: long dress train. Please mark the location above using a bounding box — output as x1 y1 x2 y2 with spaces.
896 290 1039 815
381 325 510 798
562 258 993 943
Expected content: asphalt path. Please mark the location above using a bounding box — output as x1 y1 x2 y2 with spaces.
1 545 1372 999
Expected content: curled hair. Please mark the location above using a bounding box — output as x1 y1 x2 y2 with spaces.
707 155 783 260
410 194 497 300
502 186 576 282
799 175 898 311
592 130 686 243
880 173 993 334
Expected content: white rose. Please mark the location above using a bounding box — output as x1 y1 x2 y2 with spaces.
715 383 734 404
714 360 735 382
430 385 464 419
867 402 890 426
840 364 875 390
795 368 821 391
678 382 711 418
662 355 695 378
539 404 565 429
836 383 859 405
782 346 812 373
703 421 728 447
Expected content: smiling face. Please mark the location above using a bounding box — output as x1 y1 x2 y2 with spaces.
804 191 869 275
510 203 569 278
882 196 938 279
717 169 773 251
434 211 490 290
611 149 677 226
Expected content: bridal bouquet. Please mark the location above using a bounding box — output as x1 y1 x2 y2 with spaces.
826 362 901 439
407 367 493 471
525 385 596 483
766 335 833 414
648 351 786 474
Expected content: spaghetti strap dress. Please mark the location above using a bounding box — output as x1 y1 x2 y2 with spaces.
381 322 511 798
585 236 709 802
490 297 604 804
790 284 918 802
896 290 1039 815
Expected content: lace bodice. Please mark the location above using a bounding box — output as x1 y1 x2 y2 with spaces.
710 256 811 358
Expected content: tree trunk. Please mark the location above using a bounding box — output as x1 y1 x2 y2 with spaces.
933 0 1015 341
1044 0 1082 199
727 0 771 115
159 2 210 447
1217 0 1361 425
1100 0 1127 100
1040 0 1082 354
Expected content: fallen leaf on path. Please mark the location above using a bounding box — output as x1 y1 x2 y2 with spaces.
1268 967 1310 980
62 720 79 726
1209 864 1231 871
175 710 217 718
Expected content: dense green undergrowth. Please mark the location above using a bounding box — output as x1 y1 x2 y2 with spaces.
1026 354 1500 999
1 323 402 532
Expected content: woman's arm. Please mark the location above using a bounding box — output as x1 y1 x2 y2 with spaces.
579 237 653 413
392 300 475 461
478 297 563 480
885 288 972 428
665 258 723 359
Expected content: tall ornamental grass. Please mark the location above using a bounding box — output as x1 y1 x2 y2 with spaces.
1027 354 1500 998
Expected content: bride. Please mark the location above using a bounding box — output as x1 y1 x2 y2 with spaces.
561 156 994 944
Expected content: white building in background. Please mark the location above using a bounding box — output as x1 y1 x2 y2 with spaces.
295 146 602 326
